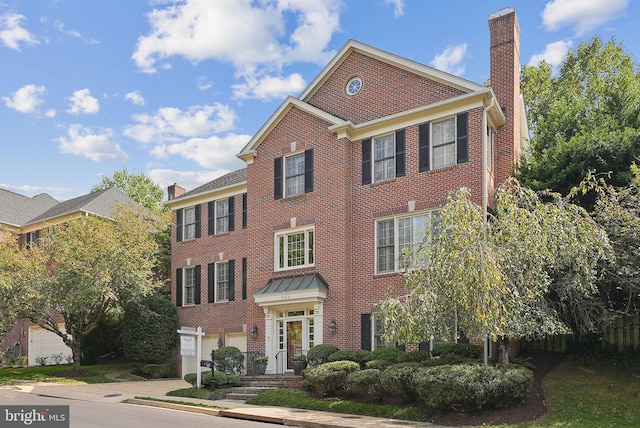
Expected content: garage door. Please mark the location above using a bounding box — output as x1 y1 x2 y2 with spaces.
28 324 72 366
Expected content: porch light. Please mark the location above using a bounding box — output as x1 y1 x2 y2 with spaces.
328 320 337 334
251 325 259 338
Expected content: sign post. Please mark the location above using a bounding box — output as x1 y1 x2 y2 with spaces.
177 326 205 388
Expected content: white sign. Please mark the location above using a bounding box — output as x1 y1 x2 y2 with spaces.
180 335 196 356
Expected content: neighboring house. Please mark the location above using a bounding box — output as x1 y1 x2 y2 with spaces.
0 187 135 365
166 8 528 375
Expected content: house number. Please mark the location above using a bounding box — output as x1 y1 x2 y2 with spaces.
281 295 291 299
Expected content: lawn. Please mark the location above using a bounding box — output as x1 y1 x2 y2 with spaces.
0 363 133 385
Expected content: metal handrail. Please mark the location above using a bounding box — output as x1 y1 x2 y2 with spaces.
274 349 308 379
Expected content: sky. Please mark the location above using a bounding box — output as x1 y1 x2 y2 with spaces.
1 0 639 201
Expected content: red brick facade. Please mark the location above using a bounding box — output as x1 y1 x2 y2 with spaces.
168 8 525 374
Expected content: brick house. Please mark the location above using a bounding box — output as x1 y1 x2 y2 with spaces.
166 7 527 375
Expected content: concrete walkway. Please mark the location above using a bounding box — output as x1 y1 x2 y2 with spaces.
5 378 448 428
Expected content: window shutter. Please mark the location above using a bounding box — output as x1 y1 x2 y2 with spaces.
228 196 235 232
242 193 247 229
194 204 201 238
274 157 283 200
176 268 183 307
194 265 201 305
176 209 183 242
35 230 40 240
207 263 215 303
362 139 372 184
396 343 406 352
395 129 406 177
361 313 372 351
419 123 430 172
418 341 431 352
304 149 314 193
242 257 247 300
207 202 215 235
228 259 235 301
456 112 469 164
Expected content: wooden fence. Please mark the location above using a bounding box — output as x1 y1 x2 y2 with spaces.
523 314 640 353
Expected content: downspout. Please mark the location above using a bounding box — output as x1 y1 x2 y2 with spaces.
482 95 494 366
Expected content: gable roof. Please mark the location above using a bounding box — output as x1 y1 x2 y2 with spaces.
0 189 59 227
166 168 248 206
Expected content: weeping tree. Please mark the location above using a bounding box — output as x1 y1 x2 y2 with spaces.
0 203 170 369
375 179 611 362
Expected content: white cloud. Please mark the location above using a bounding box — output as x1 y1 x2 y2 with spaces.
232 73 306 100
55 124 128 161
542 0 628 36
45 109 56 118
529 40 573 67
384 0 404 18
3 84 46 113
197 75 212 91
124 103 237 144
67 89 100 115
132 0 342 100
430 43 468 76
151 133 251 169
55 21 81 38
0 12 39 50
124 91 145 106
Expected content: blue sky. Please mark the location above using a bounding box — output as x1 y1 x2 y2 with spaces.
1 0 638 200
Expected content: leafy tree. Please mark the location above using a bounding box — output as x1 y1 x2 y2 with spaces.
92 168 165 212
375 179 611 362
519 37 640 195
0 203 170 369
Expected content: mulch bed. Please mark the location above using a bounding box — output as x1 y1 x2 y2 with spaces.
428 350 566 427
50 369 96 378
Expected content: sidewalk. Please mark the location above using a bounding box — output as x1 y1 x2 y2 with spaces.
10 379 448 428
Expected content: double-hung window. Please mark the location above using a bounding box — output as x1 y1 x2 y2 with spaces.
432 118 456 169
419 112 468 172
176 205 201 242
176 265 201 307
376 211 438 274
274 149 314 199
216 200 229 234
208 197 235 235
275 227 314 271
183 267 196 305
285 153 305 197
361 130 405 184
216 261 229 302
207 260 235 303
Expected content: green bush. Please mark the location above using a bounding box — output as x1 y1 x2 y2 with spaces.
431 342 483 359
307 344 340 367
412 364 533 411
140 363 176 379
327 349 372 368
365 359 393 370
82 309 123 364
303 360 359 396
379 363 421 402
214 346 244 375
398 350 431 363
370 347 404 363
183 370 243 388
184 371 212 387
346 368 384 402
421 355 479 367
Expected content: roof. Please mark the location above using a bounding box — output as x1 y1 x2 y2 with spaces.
255 273 329 295
169 168 247 203
0 189 59 227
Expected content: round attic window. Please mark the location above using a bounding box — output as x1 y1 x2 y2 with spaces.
346 77 362 95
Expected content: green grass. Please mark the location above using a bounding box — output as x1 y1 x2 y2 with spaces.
134 396 227 410
0 363 133 385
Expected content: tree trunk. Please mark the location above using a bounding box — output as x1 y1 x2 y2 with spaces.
498 337 511 364
70 337 82 370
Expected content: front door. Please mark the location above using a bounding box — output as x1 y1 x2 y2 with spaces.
286 320 303 369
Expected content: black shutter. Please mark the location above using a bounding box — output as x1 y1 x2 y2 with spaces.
395 129 406 177
208 263 215 303
194 204 201 238
242 193 247 229
176 268 183 307
274 157 283 200
207 202 214 235
419 123 430 172
176 209 183 242
362 139 372 184
194 265 201 305
228 259 235 301
396 343 406 352
228 196 235 232
242 257 247 300
35 230 40 240
456 112 469 164
418 341 430 352
304 149 314 193
361 313 372 351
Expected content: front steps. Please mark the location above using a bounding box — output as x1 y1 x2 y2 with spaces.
224 375 303 401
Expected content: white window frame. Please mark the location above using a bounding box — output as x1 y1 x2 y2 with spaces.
183 266 196 306
216 199 230 234
183 206 196 240
375 211 439 274
284 152 305 197
373 133 396 182
431 117 457 170
372 315 395 350
215 261 229 303
275 226 315 271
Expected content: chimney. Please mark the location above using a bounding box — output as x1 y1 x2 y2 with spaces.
489 7 522 185
167 183 185 200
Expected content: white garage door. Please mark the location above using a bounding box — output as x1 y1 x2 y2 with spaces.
28 324 72 366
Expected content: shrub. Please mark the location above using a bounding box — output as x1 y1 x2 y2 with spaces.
379 363 421 402
327 349 372 368
431 343 483 359
183 370 243 388
303 360 359 396
214 346 244 375
184 371 212 387
307 344 340 367
421 355 479 367
398 350 431 363
346 368 384 402
140 363 176 379
412 363 533 411
365 359 392 370
370 347 404 363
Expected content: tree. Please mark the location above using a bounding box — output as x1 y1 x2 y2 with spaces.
0 203 170 369
519 37 640 195
375 179 611 362
93 168 165 212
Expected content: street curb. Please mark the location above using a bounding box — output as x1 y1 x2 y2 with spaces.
125 398 223 416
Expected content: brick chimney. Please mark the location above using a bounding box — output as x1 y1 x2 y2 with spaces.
489 7 522 186
167 183 185 200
